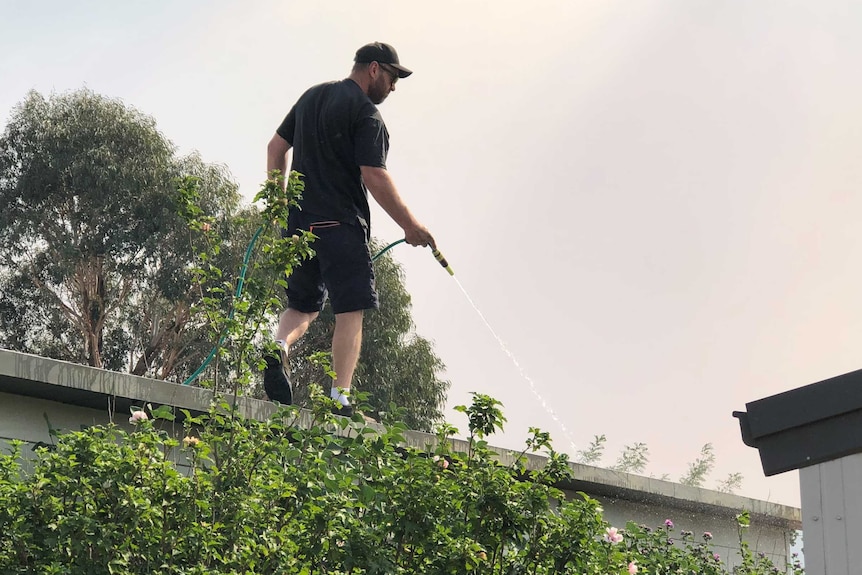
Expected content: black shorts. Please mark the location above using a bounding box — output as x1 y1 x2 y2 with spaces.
284 211 379 314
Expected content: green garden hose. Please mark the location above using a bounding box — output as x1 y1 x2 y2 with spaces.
181 225 264 386
372 238 405 261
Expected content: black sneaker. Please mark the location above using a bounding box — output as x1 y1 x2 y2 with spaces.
263 353 292 405
331 404 354 418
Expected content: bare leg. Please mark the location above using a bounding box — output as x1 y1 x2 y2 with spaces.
275 308 319 357
331 310 363 392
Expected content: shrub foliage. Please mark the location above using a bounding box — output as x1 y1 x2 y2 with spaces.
0 392 802 574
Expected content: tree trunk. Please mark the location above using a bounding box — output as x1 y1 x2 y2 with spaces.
73 256 106 368
130 301 192 379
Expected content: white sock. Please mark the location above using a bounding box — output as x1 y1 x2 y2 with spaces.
331 386 350 406
274 339 286 360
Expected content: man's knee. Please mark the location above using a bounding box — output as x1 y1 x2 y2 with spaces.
334 309 364 324
282 308 319 323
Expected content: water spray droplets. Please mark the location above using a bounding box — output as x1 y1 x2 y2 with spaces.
452 276 579 456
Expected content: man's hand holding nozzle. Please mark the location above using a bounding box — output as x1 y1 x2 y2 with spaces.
404 223 435 249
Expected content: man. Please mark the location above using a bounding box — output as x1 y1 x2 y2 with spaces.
264 42 435 416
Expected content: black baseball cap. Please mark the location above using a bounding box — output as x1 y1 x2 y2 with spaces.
354 42 413 78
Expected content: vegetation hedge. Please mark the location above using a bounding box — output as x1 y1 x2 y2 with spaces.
0 391 802 574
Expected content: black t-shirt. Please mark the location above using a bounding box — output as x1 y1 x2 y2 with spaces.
276 79 389 227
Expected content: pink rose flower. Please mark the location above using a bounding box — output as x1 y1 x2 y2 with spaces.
604 526 623 544
432 455 449 469
628 561 638 574
129 410 148 424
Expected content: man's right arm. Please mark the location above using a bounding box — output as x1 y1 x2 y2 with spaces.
360 165 435 248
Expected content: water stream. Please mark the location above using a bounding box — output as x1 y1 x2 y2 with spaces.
452 276 580 456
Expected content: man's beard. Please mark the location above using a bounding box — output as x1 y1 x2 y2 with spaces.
368 78 389 105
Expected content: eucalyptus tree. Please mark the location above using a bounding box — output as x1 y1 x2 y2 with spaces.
0 89 174 367
0 89 244 379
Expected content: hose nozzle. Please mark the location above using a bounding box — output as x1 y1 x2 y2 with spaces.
431 248 455 276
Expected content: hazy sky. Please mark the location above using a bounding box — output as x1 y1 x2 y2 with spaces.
4 0 862 508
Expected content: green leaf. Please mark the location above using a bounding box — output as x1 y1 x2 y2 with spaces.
150 405 175 421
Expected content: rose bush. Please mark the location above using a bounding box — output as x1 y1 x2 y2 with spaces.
0 391 803 574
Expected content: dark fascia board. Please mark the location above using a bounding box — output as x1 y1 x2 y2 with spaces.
733 366 862 475
741 367 862 439
752 408 862 476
